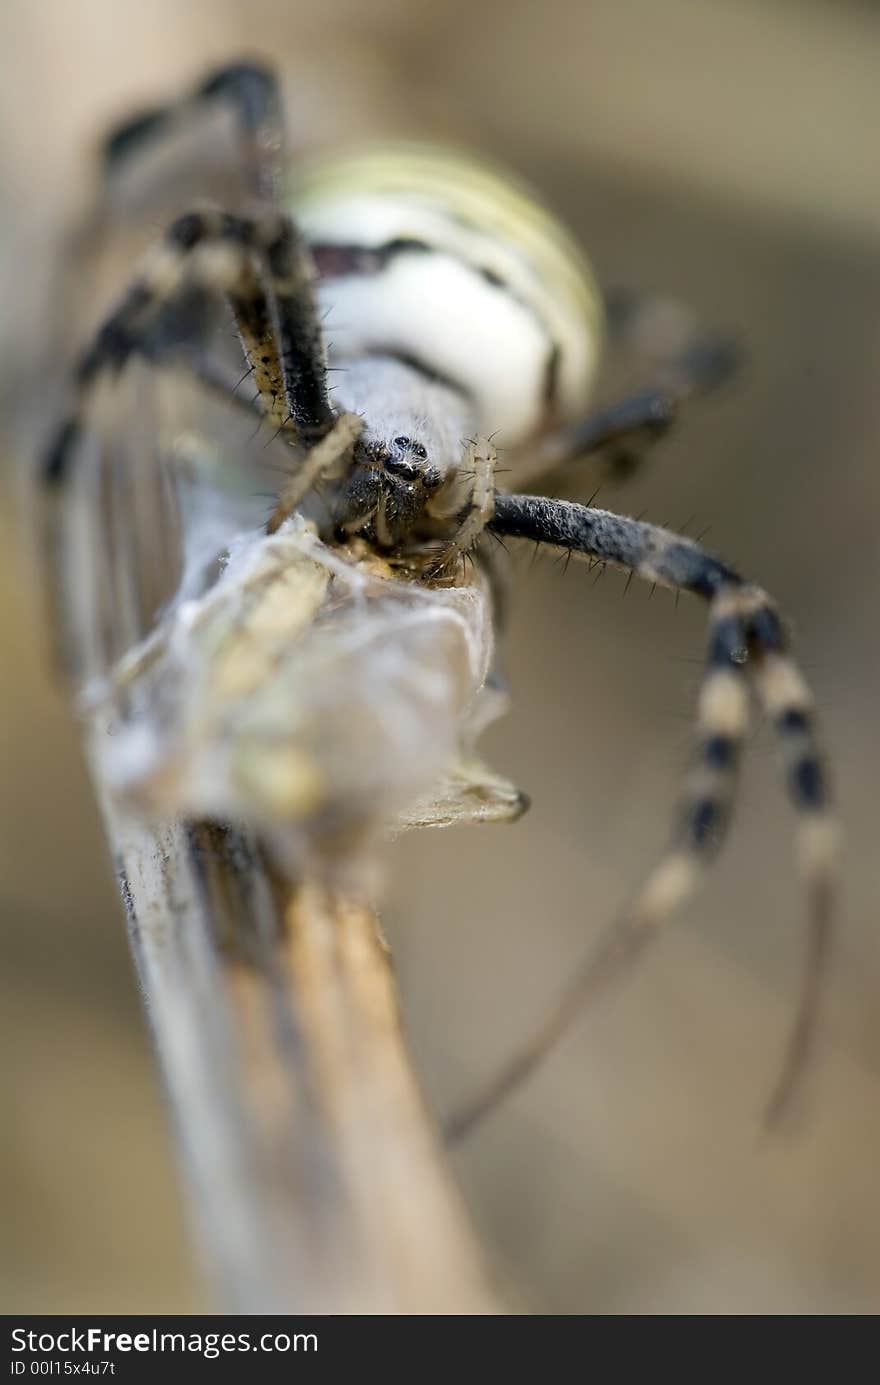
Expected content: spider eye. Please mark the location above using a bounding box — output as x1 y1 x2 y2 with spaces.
392 435 428 461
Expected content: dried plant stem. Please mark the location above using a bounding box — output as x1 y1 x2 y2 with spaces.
53 364 506 1312
102 802 503 1313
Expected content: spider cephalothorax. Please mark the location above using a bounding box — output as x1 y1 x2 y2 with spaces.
338 438 444 549
327 355 471 549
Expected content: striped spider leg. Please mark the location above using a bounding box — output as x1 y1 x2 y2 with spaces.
51 61 330 466
46 63 498 576
41 200 350 632
523 293 742 493
102 60 286 205
45 204 334 480
447 496 837 1140
57 62 291 364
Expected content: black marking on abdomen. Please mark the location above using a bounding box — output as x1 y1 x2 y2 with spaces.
311 238 431 279
543 342 561 407
313 235 562 417
361 349 475 403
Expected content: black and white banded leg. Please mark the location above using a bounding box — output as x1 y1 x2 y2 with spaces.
102 61 286 203
44 206 334 493
41 203 345 663
530 303 741 487
446 494 836 1141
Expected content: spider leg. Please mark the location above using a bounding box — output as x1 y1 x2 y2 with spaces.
265 412 364 535
42 208 336 668
150 349 321 447
102 61 286 203
533 388 680 476
423 439 498 578
44 207 332 491
604 286 742 395
446 494 836 1141
527 299 741 489
164 350 264 421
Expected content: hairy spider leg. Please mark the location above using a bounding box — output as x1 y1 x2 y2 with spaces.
102 61 286 203
447 494 836 1140
529 319 741 489
44 206 333 492
421 439 499 578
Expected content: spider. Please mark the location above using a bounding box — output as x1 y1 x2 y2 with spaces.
41 60 837 1139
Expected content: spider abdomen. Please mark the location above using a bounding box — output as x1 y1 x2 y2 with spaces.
293 144 605 449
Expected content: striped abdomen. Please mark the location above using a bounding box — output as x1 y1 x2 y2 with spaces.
293 145 604 448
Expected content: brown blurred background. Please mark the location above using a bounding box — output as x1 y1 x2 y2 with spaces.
2 0 879 1314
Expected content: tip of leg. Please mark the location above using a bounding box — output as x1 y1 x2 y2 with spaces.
762 867 834 1136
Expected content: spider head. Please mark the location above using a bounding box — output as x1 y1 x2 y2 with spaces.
337 430 445 547
383 434 443 491
329 356 476 547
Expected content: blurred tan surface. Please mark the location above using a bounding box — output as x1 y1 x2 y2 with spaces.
2 0 879 1314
